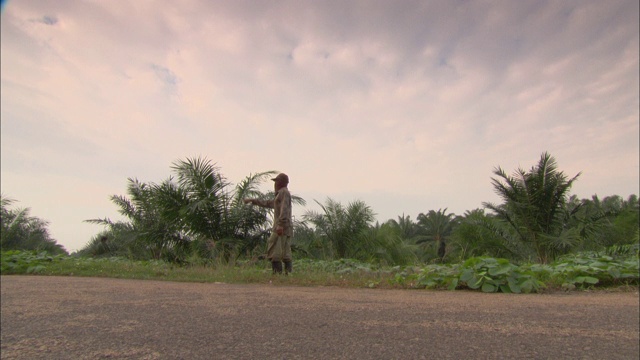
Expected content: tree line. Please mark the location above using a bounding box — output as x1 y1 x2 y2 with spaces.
0 196 67 255
2 152 638 265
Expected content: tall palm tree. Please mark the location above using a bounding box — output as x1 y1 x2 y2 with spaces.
483 152 581 263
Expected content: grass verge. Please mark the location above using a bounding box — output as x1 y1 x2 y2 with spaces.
1 250 638 293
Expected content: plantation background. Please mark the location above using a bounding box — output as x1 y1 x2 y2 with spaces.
1 152 638 292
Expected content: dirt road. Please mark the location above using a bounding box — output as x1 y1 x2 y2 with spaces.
1 276 638 359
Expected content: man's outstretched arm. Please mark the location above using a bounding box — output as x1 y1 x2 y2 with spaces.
243 198 275 208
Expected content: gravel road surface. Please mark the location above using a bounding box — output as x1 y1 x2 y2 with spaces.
1 276 638 359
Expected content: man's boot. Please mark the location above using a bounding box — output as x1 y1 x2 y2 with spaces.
271 261 283 274
284 260 292 275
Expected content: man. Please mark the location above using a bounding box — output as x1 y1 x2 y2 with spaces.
243 173 293 274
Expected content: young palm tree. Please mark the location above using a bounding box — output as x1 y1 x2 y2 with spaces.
85 157 307 263
303 198 376 259
155 159 281 261
483 152 581 263
416 208 457 261
168 157 229 242
86 178 187 260
386 214 424 243
449 209 521 261
352 223 418 265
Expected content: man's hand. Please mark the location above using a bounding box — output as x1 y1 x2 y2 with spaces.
276 226 284 236
243 199 253 205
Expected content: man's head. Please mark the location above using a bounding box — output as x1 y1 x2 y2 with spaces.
272 173 289 191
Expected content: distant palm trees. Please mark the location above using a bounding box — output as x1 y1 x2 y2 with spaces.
303 198 376 259
0 195 67 254
302 200 419 265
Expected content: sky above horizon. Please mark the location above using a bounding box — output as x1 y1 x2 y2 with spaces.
2 0 638 252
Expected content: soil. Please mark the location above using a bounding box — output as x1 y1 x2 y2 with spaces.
1 276 638 359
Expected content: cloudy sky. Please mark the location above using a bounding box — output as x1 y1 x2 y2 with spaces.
1 0 638 252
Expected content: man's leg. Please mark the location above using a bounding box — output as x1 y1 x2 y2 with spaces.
282 236 292 274
267 232 283 274
272 261 283 274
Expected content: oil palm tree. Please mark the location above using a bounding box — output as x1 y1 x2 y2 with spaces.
155 158 285 260
86 178 187 260
385 214 424 243
449 209 520 261
416 208 457 261
483 152 581 263
86 157 306 262
352 222 418 265
303 198 375 259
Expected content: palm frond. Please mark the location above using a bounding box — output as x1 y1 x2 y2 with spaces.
233 171 279 205
83 217 115 226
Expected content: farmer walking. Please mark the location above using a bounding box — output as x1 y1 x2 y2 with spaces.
244 173 293 274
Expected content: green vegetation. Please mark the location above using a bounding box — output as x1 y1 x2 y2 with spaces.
2 248 637 292
0 195 67 255
1 152 638 294
484 152 582 263
81 159 305 263
72 153 639 267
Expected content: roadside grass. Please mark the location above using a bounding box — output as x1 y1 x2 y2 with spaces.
1 249 638 293
0 251 398 288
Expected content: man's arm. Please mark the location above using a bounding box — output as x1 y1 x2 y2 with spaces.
243 198 275 209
